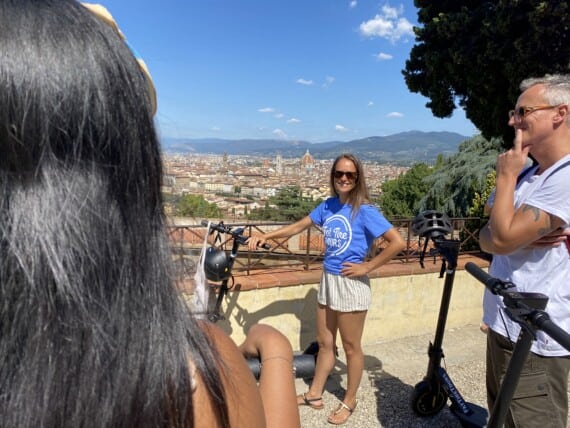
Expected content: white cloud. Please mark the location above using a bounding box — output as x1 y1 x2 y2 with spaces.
287 118 301 123
335 124 350 132
296 78 314 86
210 126 221 132
274 113 285 119
349 1 357 9
375 52 393 61
367 101 374 107
359 5 414 43
323 75 335 88
395 18 414 38
360 17 392 39
258 107 275 113
387 111 404 118
272 128 288 139
382 4 401 20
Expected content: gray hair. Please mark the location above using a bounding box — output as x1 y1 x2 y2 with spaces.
520 74 570 126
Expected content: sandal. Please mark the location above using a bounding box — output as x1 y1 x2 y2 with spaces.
297 392 324 410
327 401 356 425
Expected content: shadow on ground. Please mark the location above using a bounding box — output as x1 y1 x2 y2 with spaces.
297 352 467 427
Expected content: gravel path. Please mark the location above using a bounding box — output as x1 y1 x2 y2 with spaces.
295 325 569 427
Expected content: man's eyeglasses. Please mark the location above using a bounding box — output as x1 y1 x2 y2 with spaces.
333 170 358 180
508 105 558 120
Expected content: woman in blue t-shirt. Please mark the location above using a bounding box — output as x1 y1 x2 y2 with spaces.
248 153 406 425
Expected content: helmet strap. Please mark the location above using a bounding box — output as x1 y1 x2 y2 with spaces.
419 237 429 269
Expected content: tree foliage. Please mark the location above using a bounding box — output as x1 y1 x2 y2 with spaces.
377 135 500 218
418 135 501 216
174 194 222 218
377 163 434 217
247 186 321 222
404 1 570 144
469 170 496 217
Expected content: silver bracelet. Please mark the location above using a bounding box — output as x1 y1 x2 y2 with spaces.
259 356 295 376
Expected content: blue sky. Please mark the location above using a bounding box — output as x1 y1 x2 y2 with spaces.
97 0 479 143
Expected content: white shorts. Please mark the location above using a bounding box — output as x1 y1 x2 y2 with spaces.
317 271 371 312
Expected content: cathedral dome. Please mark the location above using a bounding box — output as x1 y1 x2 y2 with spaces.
300 149 315 166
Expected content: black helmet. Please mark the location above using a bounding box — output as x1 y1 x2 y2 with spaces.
204 247 231 282
412 210 452 239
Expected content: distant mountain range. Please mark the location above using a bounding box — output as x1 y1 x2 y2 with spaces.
161 131 472 165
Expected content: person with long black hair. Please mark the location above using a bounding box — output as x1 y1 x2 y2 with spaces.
0 1 298 427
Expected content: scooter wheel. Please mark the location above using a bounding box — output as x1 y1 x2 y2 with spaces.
410 379 448 417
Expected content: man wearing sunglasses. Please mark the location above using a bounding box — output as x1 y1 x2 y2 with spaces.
480 74 570 428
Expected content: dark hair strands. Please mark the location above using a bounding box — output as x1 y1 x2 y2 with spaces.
0 1 228 426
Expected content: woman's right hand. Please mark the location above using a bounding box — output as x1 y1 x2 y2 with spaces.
247 235 268 251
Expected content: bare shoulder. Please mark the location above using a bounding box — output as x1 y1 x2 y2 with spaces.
192 321 266 428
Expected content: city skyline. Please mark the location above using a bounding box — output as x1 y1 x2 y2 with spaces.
163 151 409 221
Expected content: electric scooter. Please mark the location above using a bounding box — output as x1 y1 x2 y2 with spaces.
201 220 316 379
409 211 488 427
465 262 570 428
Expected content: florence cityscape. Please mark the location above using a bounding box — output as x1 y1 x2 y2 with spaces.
162 150 410 221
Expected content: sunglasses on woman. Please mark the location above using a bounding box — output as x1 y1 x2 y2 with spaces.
333 170 358 180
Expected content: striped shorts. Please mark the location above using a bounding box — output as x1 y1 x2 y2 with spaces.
317 271 371 312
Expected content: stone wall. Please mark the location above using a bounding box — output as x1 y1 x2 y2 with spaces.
201 268 485 352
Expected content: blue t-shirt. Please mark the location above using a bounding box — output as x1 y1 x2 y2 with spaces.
309 197 393 274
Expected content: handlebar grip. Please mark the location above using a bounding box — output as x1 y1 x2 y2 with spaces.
533 312 570 353
201 220 209 227
246 354 315 379
245 237 271 250
465 262 510 295
465 262 492 286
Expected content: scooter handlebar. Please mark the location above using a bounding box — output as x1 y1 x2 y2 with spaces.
465 262 492 286
466 263 570 353
200 220 271 250
246 354 315 379
465 262 514 295
532 311 570 353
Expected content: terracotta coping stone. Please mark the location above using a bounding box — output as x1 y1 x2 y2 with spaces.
179 254 490 294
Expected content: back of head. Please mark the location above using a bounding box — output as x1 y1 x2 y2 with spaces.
0 1 226 426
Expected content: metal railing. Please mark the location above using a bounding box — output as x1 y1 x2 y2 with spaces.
168 217 488 280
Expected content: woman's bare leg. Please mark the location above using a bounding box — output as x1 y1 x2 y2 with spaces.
301 304 338 405
337 310 367 408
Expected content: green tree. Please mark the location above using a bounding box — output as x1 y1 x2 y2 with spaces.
418 135 501 216
175 194 221 218
469 170 496 217
248 186 321 221
250 201 279 221
403 1 570 144
458 168 497 251
377 163 434 218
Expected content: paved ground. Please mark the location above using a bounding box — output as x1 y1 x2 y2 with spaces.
294 324 570 427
